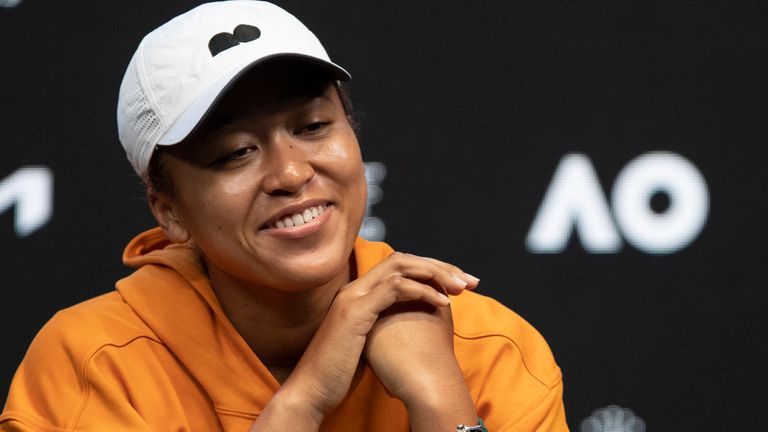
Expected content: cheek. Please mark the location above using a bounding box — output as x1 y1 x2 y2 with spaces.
324 132 359 161
176 171 257 229
325 139 367 198
322 129 364 179
218 170 260 198
313 132 367 223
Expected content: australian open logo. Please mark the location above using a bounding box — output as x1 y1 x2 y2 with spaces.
581 405 646 432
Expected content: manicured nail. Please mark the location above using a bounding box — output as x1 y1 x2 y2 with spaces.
464 272 480 283
452 275 469 287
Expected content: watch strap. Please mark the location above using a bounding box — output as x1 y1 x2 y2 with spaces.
456 418 488 431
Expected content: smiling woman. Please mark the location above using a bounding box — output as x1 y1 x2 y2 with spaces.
149 62 368 295
0 2 567 432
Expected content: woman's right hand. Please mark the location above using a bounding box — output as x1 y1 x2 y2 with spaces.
249 251 472 431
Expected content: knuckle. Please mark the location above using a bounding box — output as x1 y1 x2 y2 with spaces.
388 251 407 267
334 285 364 305
388 274 405 288
334 288 353 303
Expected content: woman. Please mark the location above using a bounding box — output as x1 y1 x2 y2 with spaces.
0 2 567 431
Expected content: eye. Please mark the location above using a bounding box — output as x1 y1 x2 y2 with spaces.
297 121 330 136
229 147 253 159
212 146 255 166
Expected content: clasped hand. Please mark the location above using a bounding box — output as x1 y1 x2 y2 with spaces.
252 252 479 431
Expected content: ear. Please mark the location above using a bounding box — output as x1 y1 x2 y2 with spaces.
147 188 190 244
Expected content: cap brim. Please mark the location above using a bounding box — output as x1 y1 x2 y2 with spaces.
157 53 350 146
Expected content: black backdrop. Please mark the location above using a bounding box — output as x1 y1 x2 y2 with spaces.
2 1 767 430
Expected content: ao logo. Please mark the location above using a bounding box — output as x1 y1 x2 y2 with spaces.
0 167 53 237
526 152 708 254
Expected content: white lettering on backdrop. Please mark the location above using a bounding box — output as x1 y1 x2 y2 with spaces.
526 152 708 255
0 166 54 237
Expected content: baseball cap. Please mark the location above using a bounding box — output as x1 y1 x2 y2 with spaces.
116 0 350 178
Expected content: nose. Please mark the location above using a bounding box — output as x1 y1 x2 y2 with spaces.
261 136 315 196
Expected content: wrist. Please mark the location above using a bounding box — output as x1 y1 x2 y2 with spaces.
395 361 473 411
402 382 477 432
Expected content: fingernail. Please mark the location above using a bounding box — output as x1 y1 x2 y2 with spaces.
452 275 469 287
464 272 480 283
438 292 451 304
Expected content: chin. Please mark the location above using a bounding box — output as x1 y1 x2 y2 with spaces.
261 241 354 291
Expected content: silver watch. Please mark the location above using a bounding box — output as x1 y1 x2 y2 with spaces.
456 424 485 432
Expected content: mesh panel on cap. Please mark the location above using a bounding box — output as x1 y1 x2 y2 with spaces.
120 59 163 178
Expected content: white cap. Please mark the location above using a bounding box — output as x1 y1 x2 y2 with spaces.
117 0 350 178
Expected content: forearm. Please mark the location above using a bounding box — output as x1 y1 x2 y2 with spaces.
248 385 323 432
402 364 478 432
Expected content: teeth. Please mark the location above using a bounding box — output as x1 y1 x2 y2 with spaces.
271 205 327 229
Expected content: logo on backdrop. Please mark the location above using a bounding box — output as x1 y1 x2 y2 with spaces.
526 151 708 255
581 405 646 432
0 166 53 237
0 0 22 7
360 162 386 241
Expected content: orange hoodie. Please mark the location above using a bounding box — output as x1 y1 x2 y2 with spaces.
1 228 567 431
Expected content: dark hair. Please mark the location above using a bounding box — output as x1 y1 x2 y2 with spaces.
146 80 358 197
146 146 174 196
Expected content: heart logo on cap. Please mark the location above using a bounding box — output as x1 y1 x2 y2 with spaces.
208 24 262 57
